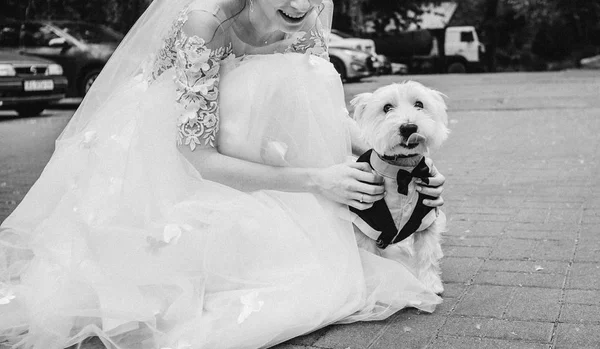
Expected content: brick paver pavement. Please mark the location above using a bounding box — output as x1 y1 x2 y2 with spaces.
2 70 599 349
276 70 600 349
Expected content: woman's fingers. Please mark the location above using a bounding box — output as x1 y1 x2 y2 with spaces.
420 163 445 188
416 183 443 198
423 196 444 208
348 162 383 184
348 200 374 210
353 190 385 204
352 180 385 195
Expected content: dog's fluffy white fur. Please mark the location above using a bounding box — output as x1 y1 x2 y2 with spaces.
351 81 449 294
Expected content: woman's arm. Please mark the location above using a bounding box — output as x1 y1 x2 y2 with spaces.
172 10 386 209
180 146 385 210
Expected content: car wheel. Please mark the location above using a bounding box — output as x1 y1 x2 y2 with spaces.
329 57 347 80
15 104 47 117
81 70 101 96
447 62 467 74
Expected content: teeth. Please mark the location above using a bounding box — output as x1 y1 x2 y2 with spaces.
281 10 305 19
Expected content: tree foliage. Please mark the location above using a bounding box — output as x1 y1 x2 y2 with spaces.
3 0 599 70
2 0 151 33
334 0 600 70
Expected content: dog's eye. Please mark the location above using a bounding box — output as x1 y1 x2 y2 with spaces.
414 101 424 109
383 104 394 113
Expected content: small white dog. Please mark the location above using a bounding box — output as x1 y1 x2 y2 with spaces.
349 81 449 294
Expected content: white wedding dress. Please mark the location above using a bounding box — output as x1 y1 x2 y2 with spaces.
0 2 441 348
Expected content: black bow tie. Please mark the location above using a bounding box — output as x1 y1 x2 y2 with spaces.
396 157 431 195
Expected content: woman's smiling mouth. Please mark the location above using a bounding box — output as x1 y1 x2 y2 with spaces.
278 9 308 23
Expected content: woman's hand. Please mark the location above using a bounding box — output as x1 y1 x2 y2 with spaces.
416 160 445 207
311 162 385 210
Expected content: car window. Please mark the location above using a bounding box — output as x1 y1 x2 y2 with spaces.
0 23 20 47
21 23 60 47
460 31 474 43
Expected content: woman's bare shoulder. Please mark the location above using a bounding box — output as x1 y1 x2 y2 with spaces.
188 0 243 19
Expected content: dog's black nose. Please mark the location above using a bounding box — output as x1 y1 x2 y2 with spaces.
399 123 418 137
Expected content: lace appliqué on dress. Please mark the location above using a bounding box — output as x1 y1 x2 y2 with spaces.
150 10 233 150
174 35 232 150
285 29 329 60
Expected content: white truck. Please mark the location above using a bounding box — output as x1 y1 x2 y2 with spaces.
370 25 485 74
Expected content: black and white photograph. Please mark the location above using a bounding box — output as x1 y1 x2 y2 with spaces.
1 0 599 348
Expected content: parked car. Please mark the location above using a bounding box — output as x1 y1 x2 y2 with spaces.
581 55 600 69
328 46 374 82
0 50 68 116
330 29 391 75
330 29 377 55
0 19 123 97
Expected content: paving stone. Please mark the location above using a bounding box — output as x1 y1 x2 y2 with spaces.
482 259 568 274
450 207 515 216
441 257 484 283
312 320 391 349
442 283 468 299
530 239 575 261
490 239 574 261
443 236 498 247
439 317 553 342
271 344 314 349
559 304 600 323
506 222 579 232
284 327 328 346
564 289 600 305
430 336 549 349
504 287 562 322
547 208 582 224
433 296 460 316
504 229 576 240
574 243 600 262
370 312 445 349
444 246 491 258
473 270 564 288
579 225 600 241
567 262 600 289
582 214 600 225
462 213 513 222
453 285 513 318
444 220 475 236
514 209 549 223
555 323 600 349
468 221 507 236
489 239 536 260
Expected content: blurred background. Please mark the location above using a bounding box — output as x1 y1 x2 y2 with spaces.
1 0 599 116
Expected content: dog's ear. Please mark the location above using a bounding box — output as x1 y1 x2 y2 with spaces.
350 93 372 121
431 90 448 111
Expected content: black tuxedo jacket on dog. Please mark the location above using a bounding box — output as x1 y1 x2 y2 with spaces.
350 149 435 249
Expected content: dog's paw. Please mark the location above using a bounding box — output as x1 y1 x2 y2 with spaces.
420 271 444 295
430 278 444 295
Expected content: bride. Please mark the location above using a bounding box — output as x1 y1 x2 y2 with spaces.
0 0 446 348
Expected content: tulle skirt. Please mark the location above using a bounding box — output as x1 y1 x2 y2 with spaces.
0 53 441 349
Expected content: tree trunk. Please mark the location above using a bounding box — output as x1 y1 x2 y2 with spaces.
483 0 499 72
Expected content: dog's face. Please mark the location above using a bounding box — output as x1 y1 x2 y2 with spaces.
351 81 449 157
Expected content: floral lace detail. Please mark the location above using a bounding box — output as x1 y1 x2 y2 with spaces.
148 8 327 150
174 34 233 150
285 29 329 60
150 9 233 150
149 11 188 81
